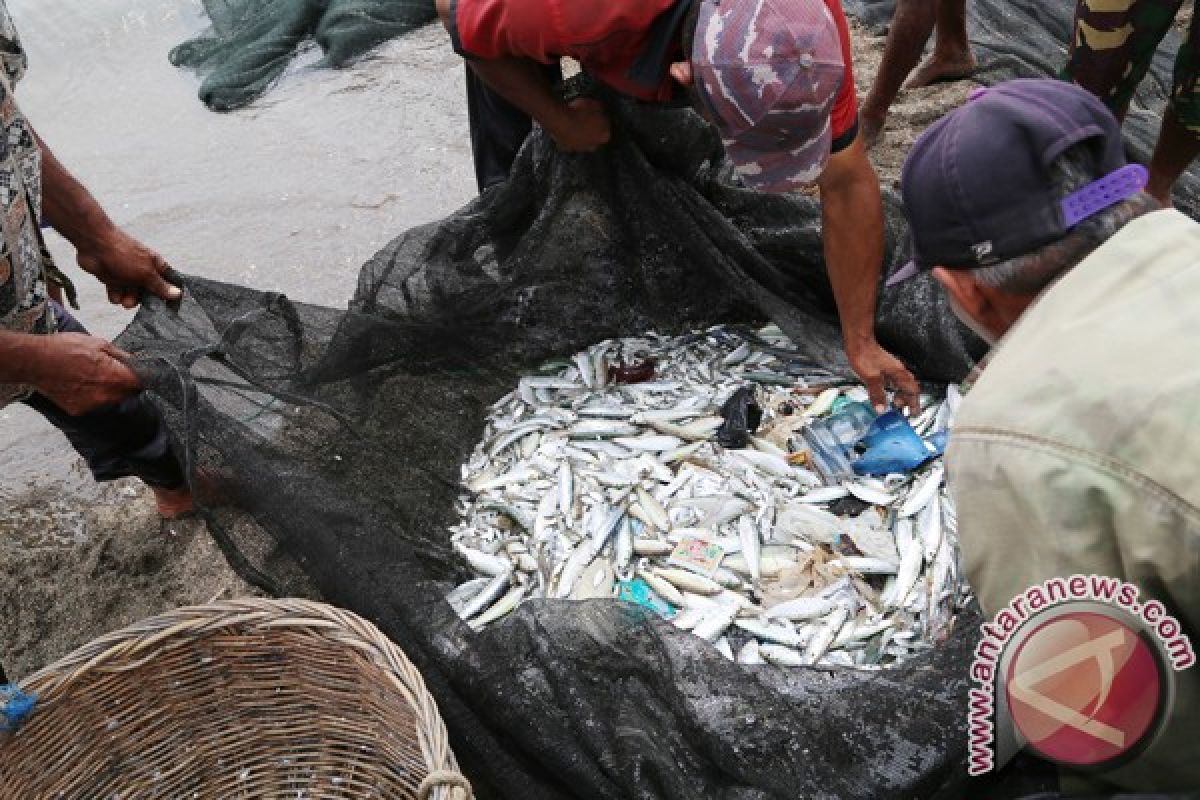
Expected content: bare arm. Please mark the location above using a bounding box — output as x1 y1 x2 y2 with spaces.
817 135 920 411
0 329 44 384
35 130 180 306
435 0 609 151
37 131 114 255
0 328 141 414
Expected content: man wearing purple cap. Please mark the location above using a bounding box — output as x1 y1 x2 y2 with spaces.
891 77 1200 789
436 0 921 411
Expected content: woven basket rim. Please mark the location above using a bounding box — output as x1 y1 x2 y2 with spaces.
6 597 471 800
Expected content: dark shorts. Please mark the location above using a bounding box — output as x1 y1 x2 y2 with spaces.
465 63 564 191
20 301 185 490
1063 0 1200 133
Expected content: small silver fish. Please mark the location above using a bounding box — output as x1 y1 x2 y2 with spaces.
446 577 491 614
639 568 686 607
614 435 686 452
804 605 851 664
454 543 511 577
735 618 806 649
654 568 723 596
796 486 849 504
450 325 967 669
898 464 944 519
459 572 512 620
843 482 897 507
693 605 738 642
737 639 766 665
470 584 528 629
764 596 835 622
759 643 808 667
738 515 762 584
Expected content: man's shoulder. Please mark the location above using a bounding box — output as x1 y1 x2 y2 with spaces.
961 210 1198 411
955 209 1200 501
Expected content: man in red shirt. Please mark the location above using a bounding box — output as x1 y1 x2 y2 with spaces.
437 0 919 410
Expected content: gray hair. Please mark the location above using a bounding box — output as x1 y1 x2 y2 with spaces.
970 145 1159 295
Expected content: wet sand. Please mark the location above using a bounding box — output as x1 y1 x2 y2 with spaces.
0 3 973 677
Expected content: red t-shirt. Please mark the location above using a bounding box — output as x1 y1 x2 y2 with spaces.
823 0 860 151
452 0 860 150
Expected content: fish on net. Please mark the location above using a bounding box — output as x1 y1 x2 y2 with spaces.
118 83 993 797
447 324 970 672
133 0 1200 789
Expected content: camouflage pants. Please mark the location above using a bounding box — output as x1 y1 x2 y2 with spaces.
1062 0 1200 133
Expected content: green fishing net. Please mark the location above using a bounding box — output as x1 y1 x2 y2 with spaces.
170 0 436 111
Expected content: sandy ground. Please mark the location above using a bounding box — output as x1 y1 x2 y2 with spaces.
851 21 976 189
0 7 973 680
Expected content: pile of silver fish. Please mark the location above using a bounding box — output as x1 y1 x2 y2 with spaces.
446 324 970 669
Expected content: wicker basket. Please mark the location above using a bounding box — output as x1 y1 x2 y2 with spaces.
0 598 472 799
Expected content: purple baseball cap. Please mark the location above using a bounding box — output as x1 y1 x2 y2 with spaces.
887 79 1148 287
690 0 846 192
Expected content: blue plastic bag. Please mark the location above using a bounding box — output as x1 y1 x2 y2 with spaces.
0 684 36 733
851 410 939 476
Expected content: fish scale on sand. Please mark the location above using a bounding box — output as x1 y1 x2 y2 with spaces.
447 324 971 668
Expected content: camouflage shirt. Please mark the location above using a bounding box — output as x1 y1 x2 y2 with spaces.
0 1 54 408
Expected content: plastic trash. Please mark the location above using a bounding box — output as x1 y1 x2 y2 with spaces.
716 386 762 449
617 579 676 618
667 537 726 578
802 401 877 482
611 358 657 384
852 411 938 476
0 684 36 733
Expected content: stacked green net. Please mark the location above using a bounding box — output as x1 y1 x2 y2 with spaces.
170 0 437 111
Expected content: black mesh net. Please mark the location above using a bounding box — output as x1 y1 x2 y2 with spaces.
120 92 991 798
134 0 1200 794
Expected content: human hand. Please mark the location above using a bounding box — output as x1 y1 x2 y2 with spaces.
846 339 920 414
32 332 142 415
546 97 611 153
75 227 182 308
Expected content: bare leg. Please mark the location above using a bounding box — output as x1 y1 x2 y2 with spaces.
152 484 194 518
860 0 939 149
1146 107 1200 206
907 0 975 88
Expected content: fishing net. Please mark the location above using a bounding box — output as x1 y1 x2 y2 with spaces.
132 0 1200 793
169 0 437 110
842 0 1200 216
119 85 997 798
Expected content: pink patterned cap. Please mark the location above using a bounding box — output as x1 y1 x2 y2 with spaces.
690 0 846 191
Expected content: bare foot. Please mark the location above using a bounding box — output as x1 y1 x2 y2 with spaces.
904 52 977 89
860 112 885 151
152 484 194 518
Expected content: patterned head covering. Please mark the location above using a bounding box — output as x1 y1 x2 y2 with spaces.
690 0 845 191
